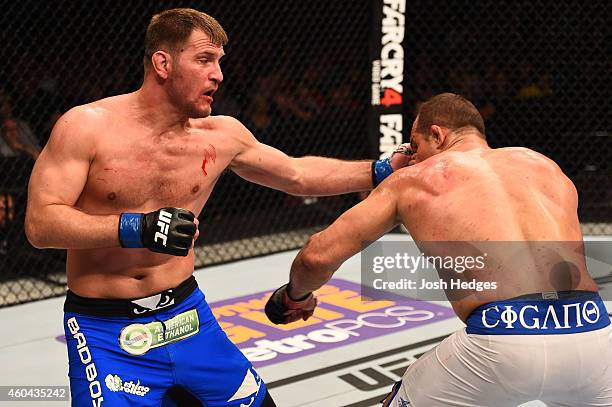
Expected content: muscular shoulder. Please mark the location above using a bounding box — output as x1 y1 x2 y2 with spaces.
386 153 477 200
190 115 257 146
496 146 553 163
45 104 108 159
382 160 440 197
57 96 127 137
189 115 238 129
494 147 562 173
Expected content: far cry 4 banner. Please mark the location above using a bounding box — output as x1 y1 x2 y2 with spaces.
369 0 408 158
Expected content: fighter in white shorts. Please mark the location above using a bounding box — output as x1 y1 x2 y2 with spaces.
264 93 612 406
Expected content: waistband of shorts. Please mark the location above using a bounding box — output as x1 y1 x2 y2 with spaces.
466 290 611 335
64 276 198 318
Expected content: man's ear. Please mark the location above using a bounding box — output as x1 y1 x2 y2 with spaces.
151 51 172 79
430 125 447 148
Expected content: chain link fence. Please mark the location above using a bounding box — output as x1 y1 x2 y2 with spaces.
0 0 370 306
405 0 611 231
1 0 610 306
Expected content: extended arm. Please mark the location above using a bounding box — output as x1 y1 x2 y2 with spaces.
264 177 403 324
227 117 410 196
288 179 402 297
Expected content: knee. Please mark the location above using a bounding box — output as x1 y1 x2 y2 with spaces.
381 380 403 406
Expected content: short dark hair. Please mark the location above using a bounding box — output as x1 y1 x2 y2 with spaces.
416 93 485 137
144 8 228 68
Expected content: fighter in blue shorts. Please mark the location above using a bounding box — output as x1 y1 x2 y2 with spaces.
25 8 411 406
64 275 271 406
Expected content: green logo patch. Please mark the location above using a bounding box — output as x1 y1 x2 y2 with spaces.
119 309 199 356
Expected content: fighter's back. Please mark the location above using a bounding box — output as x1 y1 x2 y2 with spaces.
298 93 612 406
401 147 580 241
396 146 598 318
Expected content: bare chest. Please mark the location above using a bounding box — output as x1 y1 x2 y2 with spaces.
80 130 231 211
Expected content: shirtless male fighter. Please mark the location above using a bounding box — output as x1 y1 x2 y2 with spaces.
24 8 410 407
265 93 612 406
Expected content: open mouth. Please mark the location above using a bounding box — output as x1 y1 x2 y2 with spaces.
203 89 216 97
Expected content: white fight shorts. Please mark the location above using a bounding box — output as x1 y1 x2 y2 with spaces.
384 291 612 407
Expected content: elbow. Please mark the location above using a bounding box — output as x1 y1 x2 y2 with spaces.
24 215 46 249
284 177 308 197
283 165 309 196
299 235 337 278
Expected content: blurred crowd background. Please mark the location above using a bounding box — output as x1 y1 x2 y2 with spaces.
1 0 610 305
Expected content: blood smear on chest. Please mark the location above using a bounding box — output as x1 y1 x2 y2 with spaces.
201 144 217 176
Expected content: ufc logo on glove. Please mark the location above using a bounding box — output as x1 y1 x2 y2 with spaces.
154 210 173 246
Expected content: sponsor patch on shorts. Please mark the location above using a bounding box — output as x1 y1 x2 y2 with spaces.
466 292 611 335
105 374 150 397
119 308 199 355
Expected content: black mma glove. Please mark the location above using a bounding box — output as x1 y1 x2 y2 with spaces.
265 283 317 324
119 207 197 256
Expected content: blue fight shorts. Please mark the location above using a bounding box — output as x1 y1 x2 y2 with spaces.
466 290 611 335
63 276 269 407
